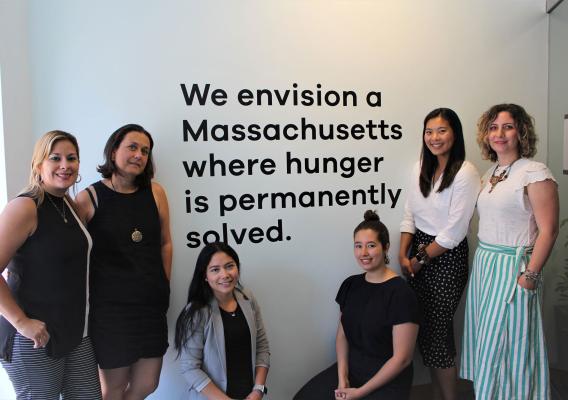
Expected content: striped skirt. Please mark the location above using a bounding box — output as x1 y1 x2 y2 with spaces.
460 241 549 400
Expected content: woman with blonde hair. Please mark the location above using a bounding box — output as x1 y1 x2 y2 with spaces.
0 131 101 398
460 104 559 399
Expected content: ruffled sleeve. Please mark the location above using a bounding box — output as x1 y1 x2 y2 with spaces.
519 160 557 189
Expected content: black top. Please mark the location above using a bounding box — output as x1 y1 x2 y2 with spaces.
88 181 168 308
0 195 89 360
87 181 169 368
220 304 253 398
336 274 420 390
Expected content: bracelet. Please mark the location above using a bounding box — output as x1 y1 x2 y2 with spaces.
522 269 541 283
415 244 431 265
253 384 267 394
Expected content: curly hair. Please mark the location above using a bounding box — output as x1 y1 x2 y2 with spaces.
477 103 537 162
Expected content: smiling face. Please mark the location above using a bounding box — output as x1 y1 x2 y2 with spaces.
38 139 79 196
205 251 240 301
354 228 388 273
112 131 151 179
424 116 455 159
487 111 520 161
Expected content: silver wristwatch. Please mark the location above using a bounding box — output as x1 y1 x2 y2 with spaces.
253 384 267 394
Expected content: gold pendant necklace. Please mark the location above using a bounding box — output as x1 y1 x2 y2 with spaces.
111 178 143 243
131 228 143 243
488 158 518 193
46 193 68 223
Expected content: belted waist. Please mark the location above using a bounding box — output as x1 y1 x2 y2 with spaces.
478 241 533 303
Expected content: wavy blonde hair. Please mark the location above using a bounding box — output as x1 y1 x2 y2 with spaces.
477 103 537 162
19 130 80 205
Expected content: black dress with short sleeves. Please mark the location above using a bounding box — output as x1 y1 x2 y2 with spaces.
87 181 169 369
294 274 420 400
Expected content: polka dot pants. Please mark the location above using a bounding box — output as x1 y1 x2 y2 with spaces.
408 229 468 368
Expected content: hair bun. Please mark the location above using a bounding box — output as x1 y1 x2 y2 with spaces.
363 209 380 222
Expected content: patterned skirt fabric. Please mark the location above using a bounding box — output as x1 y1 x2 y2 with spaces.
408 229 468 368
460 241 549 400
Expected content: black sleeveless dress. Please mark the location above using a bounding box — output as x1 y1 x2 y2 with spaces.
0 195 90 361
87 181 169 369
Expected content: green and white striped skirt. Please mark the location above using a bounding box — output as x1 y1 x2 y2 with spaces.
460 241 549 400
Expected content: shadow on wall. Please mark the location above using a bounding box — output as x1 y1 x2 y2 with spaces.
553 218 568 371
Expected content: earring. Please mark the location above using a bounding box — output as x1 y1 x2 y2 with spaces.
76 174 82 183
384 254 390 264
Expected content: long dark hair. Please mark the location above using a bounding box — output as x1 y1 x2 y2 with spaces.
97 123 155 188
419 108 465 197
174 242 241 355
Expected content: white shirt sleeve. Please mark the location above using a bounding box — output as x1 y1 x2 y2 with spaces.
399 162 419 234
434 162 481 249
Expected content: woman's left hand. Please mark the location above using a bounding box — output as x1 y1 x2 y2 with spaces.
409 257 422 276
517 274 536 290
245 390 263 400
334 387 362 400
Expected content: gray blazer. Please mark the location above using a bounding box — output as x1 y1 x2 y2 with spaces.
180 287 270 399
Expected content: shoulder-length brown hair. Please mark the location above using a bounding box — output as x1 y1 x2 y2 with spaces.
477 103 537 162
97 124 155 188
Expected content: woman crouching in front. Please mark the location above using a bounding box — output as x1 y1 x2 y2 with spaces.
294 210 420 400
175 242 270 400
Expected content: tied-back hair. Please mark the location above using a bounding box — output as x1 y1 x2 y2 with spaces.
19 130 79 206
97 123 155 188
477 103 537 162
174 242 241 356
354 210 390 247
419 108 465 197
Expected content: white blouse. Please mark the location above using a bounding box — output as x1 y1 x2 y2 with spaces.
400 160 481 249
477 158 556 247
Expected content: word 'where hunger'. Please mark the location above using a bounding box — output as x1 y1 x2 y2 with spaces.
182 118 402 142
182 152 384 178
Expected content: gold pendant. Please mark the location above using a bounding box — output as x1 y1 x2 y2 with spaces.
131 228 143 243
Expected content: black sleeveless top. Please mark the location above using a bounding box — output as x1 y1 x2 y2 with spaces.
0 195 90 361
88 181 169 309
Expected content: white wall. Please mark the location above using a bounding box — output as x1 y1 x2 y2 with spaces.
0 0 33 201
0 1 549 399
546 0 568 370
0 1 33 397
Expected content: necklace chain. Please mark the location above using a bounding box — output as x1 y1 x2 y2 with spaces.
488 158 519 193
46 192 68 223
109 178 144 243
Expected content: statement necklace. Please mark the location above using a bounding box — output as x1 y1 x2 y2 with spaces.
46 192 68 223
110 177 144 243
488 158 518 193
